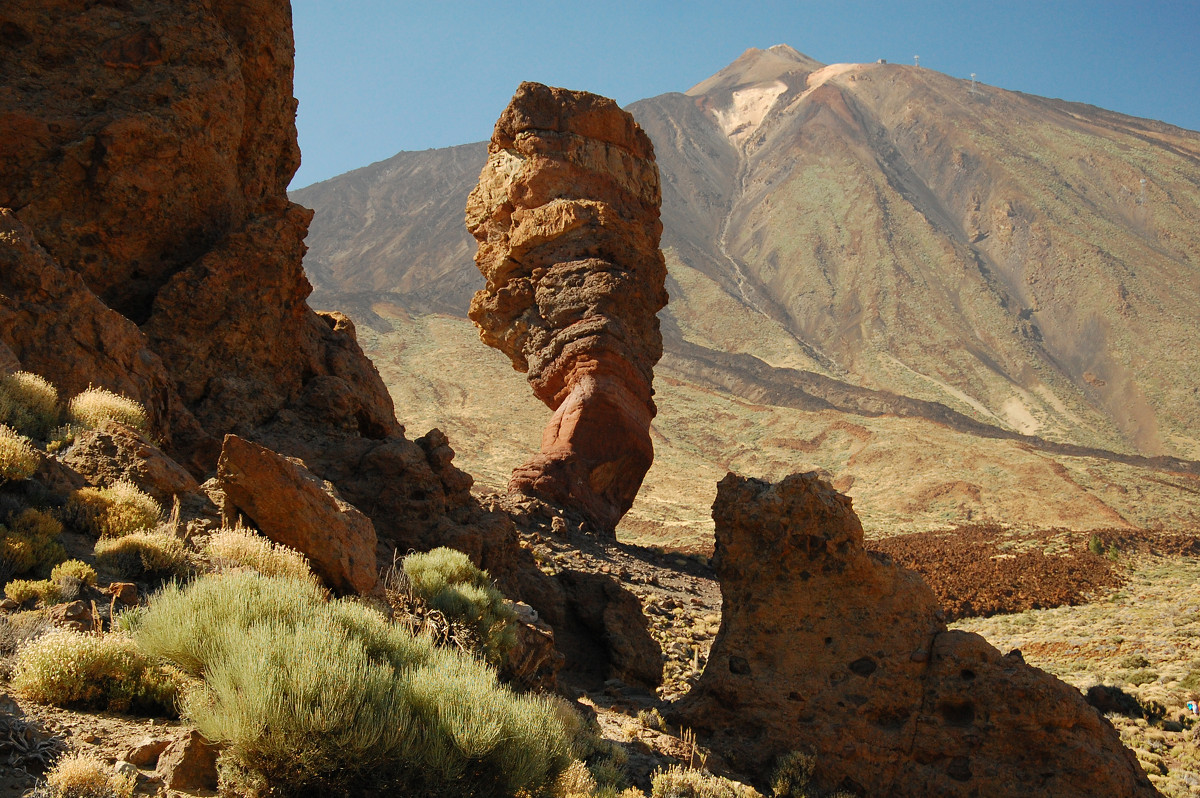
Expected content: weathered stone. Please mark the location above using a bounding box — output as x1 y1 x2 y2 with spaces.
124 736 169 768
558 570 662 690
0 210 205 457
156 729 219 793
48 600 93 633
466 82 668 532
216 434 377 595
502 603 565 693
106 582 139 607
674 472 1158 797
62 420 199 504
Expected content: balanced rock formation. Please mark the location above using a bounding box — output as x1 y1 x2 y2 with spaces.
0 0 530 586
466 82 669 532
675 472 1158 797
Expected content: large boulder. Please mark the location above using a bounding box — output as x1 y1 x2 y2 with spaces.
216 434 377 595
674 472 1159 797
62 420 199 504
466 82 669 533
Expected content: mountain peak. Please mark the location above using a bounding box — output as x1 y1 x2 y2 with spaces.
686 45 825 97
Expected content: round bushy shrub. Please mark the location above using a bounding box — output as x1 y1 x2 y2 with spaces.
66 388 148 433
0 372 59 440
403 547 518 665
131 572 570 797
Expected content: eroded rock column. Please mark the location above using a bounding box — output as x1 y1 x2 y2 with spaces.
466 82 668 532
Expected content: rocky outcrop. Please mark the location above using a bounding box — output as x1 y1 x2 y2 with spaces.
466 82 669 532
0 0 533 588
216 435 377 595
63 421 199 505
674 472 1158 797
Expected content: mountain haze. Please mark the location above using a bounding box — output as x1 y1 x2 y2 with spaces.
293 46 1200 545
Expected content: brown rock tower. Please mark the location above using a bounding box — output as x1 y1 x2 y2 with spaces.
466 82 668 532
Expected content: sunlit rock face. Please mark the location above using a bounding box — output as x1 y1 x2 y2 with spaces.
466 81 668 533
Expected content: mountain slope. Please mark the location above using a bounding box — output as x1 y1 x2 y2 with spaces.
293 46 1200 544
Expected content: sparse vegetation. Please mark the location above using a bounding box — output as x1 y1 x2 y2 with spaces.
128 571 571 796
0 507 67 584
93 530 186 579
66 387 149 433
402 546 518 665
66 481 162 537
11 628 181 715
204 527 316 584
0 424 39 482
650 765 761 798
4 578 62 607
0 371 59 440
32 751 136 798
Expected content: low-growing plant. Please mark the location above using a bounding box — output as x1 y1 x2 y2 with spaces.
45 423 85 455
51 559 98 601
650 765 761 798
66 388 149 433
0 371 59 440
31 751 136 798
1 508 67 583
51 560 97 588
131 571 571 797
402 547 518 665
638 707 667 731
12 628 181 715
94 531 186 579
4 579 61 607
0 424 39 482
771 750 816 798
204 528 316 584
66 481 162 537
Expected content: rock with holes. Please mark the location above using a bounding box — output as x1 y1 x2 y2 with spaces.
466 82 668 533
673 471 1158 797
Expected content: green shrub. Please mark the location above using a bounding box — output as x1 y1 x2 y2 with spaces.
94 531 186 579
66 388 148 432
132 571 570 797
403 547 518 665
204 528 316 584
0 424 39 482
1 508 67 583
66 481 162 537
1087 534 1105 557
34 751 136 798
0 372 59 440
11 628 180 715
4 579 62 607
650 765 761 798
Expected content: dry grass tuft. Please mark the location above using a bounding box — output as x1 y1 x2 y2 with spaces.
0 371 59 439
93 531 186 579
66 481 162 538
36 751 136 798
66 388 148 433
204 528 316 584
0 424 39 482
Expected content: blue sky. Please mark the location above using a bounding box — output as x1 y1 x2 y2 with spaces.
291 0 1200 189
